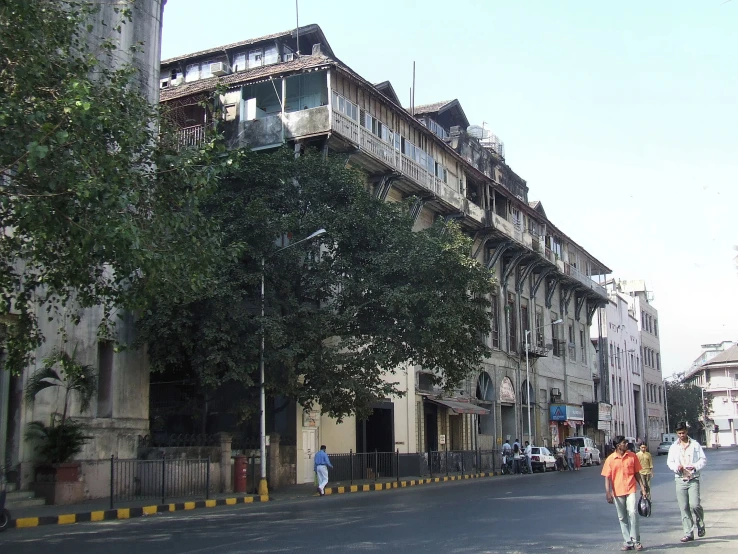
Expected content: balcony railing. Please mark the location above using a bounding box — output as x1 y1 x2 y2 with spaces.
176 124 207 148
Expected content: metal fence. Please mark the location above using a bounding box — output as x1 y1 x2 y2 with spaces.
109 456 211 508
326 449 501 485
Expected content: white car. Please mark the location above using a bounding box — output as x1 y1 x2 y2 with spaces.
529 446 556 472
564 437 601 466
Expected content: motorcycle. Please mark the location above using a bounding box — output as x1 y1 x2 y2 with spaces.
0 466 10 532
501 454 531 475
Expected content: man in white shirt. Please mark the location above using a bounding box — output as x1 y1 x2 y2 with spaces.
501 439 512 472
524 441 533 474
666 422 707 543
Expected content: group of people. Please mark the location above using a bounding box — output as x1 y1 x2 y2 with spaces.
501 438 533 474
601 422 707 551
555 442 582 471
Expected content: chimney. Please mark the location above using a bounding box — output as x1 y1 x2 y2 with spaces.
312 43 322 56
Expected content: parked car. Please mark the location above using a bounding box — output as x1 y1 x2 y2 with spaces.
529 446 556 472
656 441 672 456
564 437 601 465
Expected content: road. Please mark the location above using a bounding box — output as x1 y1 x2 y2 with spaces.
2 447 736 553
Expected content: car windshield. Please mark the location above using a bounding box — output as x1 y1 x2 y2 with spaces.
531 448 541 454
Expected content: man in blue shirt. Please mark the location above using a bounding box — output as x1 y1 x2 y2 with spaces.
314 445 333 496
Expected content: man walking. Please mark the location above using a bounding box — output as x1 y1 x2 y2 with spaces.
524 441 533 474
314 444 333 496
666 422 707 543
565 442 575 471
636 442 653 500
601 435 647 551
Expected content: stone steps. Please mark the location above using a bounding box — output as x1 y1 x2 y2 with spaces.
5 489 47 509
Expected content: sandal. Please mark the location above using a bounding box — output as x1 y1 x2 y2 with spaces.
621 546 633 551
697 525 706 538
635 544 643 551
680 535 694 543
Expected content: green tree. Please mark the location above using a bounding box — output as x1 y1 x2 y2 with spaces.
0 0 223 372
138 148 495 421
665 375 704 433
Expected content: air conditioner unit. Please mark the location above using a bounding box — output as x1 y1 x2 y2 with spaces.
159 79 170 89
171 76 183 86
283 53 295 62
731 397 738 402
210 62 229 76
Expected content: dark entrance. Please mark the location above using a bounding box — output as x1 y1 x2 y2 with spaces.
356 400 394 453
424 402 439 452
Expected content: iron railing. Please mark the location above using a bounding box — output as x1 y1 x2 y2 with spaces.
109 456 210 508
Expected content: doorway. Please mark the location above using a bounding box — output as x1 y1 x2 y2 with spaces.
356 401 394 454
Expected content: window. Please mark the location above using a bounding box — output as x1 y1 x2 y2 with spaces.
568 321 576 361
435 162 448 183
185 63 200 82
617 346 622 369
610 343 614 367
285 72 327 112
658 387 662 403
619 378 624 405
332 92 358 121
654 318 659 337
97 341 114 418
535 306 544 347
264 45 278 65
507 294 517 353
521 301 530 344
233 52 247 72
656 352 661 371
490 294 500 349
248 48 264 68
580 327 586 363
552 312 562 356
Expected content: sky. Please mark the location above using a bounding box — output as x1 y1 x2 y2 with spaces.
160 0 738 377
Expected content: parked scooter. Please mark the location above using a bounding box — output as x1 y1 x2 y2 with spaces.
0 466 10 532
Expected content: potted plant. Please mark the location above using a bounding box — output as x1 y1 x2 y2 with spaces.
25 346 95 500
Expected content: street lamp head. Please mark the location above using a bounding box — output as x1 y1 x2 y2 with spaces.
306 228 327 240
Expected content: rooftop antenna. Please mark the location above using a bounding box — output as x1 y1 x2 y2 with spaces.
295 0 300 58
411 61 415 116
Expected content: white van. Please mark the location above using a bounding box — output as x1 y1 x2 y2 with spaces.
564 436 601 466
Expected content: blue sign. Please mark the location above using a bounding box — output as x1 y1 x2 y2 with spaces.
550 405 567 421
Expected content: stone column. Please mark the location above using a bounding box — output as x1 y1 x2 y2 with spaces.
268 433 281 490
218 432 232 494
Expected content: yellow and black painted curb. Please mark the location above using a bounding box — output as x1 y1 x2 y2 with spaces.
11 495 269 529
322 471 500 496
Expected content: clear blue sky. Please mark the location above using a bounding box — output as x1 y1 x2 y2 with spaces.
161 0 738 377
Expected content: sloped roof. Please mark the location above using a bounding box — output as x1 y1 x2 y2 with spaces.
161 24 334 65
412 100 455 114
529 200 548 218
160 55 331 102
409 99 470 132
374 81 401 105
703 344 738 367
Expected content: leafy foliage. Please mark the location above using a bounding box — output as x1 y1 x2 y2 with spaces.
25 419 92 465
665 375 704 433
24 346 97 463
138 148 495 421
0 0 224 372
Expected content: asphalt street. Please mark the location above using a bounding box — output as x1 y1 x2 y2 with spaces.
2 447 736 553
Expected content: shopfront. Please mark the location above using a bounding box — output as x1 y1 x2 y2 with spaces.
549 404 584 446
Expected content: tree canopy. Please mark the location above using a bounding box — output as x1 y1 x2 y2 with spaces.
665 375 704 433
138 148 496 420
1 0 223 371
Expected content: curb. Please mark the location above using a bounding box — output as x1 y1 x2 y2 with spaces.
322 471 500 496
11 494 269 529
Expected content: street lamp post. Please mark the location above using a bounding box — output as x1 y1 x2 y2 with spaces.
524 318 563 445
259 228 326 496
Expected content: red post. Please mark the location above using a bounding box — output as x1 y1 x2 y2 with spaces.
233 455 248 493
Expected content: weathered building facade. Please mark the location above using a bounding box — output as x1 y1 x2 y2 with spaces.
159 24 611 483
1 0 166 491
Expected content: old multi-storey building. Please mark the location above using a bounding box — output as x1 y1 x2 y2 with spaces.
616 280 666 451
159 24 611 483
684 342 738 447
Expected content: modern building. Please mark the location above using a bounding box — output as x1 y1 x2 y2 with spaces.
684 343 738 447
593 287 643 447
617 280 667 451
158 24 612 484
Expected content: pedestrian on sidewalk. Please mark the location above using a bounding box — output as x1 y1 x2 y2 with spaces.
636 442 653 500
601 435 647 551
524 441 533 474
512 442 522 474
666 422 707 543
314 445 333 496
574 444 581 471
565 442 574 471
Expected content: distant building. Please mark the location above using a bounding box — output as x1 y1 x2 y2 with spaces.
616 280 667 452
684 343 738 447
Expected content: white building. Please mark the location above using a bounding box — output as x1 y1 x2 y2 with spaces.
684 343 738 447
617 280 667 451
593 288 643 445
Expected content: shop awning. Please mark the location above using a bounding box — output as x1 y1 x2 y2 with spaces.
426 398 489 415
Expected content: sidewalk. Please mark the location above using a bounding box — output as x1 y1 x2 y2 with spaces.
7 468 504 529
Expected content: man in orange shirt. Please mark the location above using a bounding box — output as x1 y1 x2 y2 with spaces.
602 435 648 551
